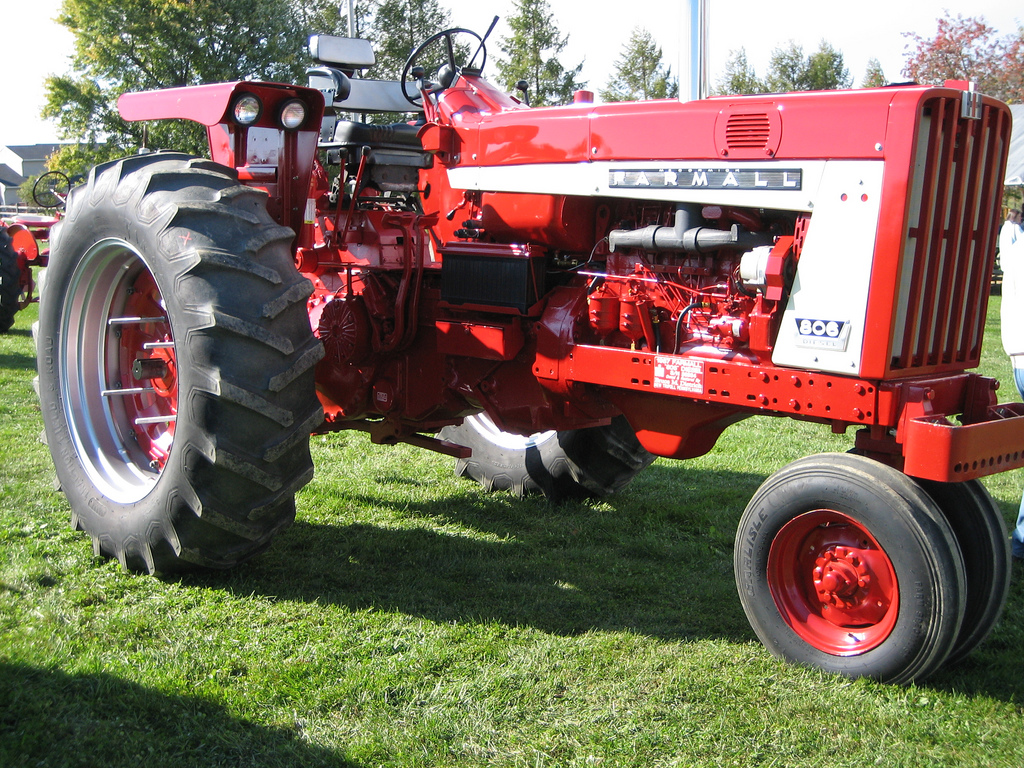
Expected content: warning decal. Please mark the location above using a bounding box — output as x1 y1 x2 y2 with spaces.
653 356 704 394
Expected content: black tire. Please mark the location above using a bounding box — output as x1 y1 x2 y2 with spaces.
916 479 1011 665
733 453 966 684
37 152 324 573
439 413 654 501
0 228 19 333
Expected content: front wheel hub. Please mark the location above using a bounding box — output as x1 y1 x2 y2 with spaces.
768 510 899 656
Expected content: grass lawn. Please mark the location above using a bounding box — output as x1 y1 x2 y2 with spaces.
2 297 1024 767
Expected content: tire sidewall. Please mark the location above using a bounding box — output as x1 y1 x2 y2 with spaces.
38 157 213 557
917 478 1010 665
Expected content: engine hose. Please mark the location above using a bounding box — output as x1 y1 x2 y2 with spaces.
674 302 702 354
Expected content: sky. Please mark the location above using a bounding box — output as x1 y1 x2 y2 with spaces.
3 0 1023 146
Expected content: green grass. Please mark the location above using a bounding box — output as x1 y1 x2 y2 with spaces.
3 299 1024 767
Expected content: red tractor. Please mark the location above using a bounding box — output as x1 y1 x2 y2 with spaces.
34 20 1023 684
0 172 68 332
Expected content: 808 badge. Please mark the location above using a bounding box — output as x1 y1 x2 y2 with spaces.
794 318 850 351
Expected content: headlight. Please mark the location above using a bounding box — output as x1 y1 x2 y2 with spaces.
232 94 262 125
279 99 307 130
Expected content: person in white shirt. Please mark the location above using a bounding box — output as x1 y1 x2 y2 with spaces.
1000 208 1022 255
999 208 1024 558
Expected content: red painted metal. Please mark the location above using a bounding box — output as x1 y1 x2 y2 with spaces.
7 224 38 261
118 83 246 126
435 319 524 360
115 270 177 469
768 510 899 656
3 216 56 311
120 83 323 242
861 90 1011 379
111 48 1023 483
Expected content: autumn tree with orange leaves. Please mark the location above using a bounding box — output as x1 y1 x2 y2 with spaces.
903 12 1024 103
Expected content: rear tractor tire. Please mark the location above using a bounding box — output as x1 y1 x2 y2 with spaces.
439 413 654 500
734 453 966 684
0 228 19 333
36 152 324 573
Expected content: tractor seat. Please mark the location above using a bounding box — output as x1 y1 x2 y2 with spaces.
328 120 431 193
331 120 424 151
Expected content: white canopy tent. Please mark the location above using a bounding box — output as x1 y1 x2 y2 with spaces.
1004 105 1024 186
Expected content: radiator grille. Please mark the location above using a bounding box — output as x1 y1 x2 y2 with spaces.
725 113 771 149
890 97 1010 372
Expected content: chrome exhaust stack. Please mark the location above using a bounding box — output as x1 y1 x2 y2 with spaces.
679 0 708 102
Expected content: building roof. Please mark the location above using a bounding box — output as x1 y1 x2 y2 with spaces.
0 163 25 187
3 144 63 162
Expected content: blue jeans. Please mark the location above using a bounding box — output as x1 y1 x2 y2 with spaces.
1013 367 1024 558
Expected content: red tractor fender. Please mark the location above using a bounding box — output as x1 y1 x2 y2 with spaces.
118 82 323 128
118 82 249 126
119 82 325 239
4 223 39 261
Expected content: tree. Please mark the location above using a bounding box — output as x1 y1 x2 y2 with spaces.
764 41 807 92
296 0 371 39
366 0 453 80
862 58 888 88
43 0 310 177
714 48 763 95
763 40 851 93
600 27 678 102
804 41 852 90
497 0 585 107
902 13 1003 96
1003 34 1024 102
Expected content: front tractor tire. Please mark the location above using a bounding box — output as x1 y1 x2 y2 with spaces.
440 413 654 500
734 453 966 684
37 153 324 573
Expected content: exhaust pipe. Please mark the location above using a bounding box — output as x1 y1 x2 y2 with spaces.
679 0 708 102
608 204 773 254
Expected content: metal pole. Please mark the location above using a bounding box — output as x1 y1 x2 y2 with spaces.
679 0 708 102
347 0 355 38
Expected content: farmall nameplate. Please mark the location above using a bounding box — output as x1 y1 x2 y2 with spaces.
609 168 802 191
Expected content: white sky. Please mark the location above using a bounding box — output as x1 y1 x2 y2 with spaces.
3 0 1023 145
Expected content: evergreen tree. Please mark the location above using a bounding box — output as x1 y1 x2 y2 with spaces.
763 40 852 92
296 0 372 39
600 27 678 102
366 0 452 80
764 41 807 92
715 48 763 95
497 0 585 107
862 57 887 88
804 41 852 90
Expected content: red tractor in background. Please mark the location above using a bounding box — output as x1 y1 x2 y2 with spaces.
33 15 1024 684
0 171 69 332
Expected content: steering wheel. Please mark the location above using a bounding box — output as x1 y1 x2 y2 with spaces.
400 27 486 106
33 171 71 210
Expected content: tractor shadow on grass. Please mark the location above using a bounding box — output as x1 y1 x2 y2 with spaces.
0 349 38 373
0 662 358 767
187 456 1024 702
203 463 761 646
925 557 1024 701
